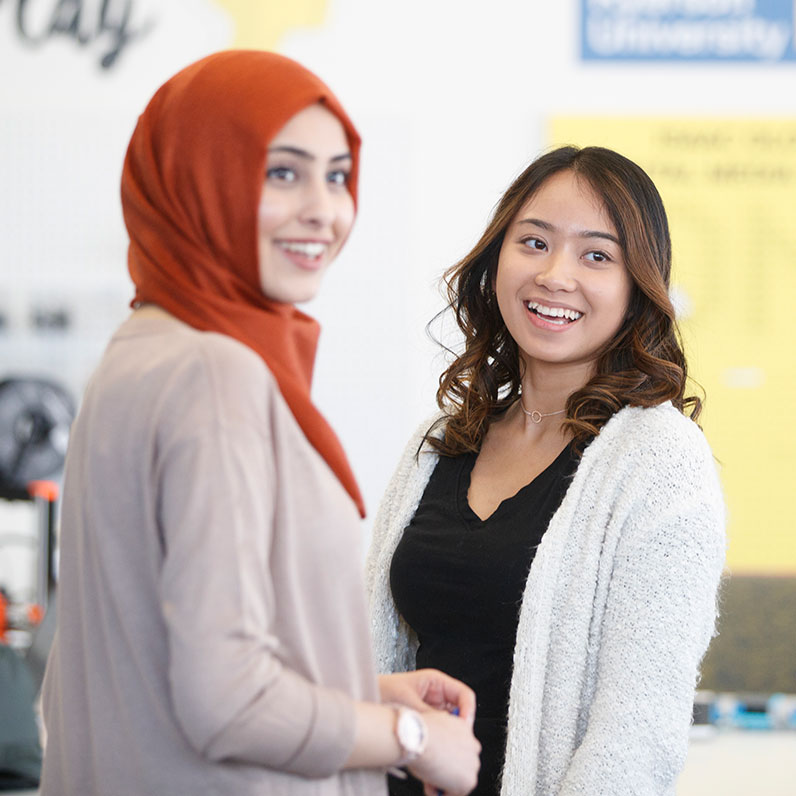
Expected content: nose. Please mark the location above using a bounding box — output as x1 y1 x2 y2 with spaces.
534 248 576 292
298 176 335 228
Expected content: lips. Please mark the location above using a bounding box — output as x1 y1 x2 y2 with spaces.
526 300 583 325
275 239 331 271
276 240 328 258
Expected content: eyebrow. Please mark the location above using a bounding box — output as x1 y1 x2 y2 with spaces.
516 218 621 246
267 145 352 163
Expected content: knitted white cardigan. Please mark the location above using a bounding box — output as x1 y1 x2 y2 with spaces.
366 403 725 795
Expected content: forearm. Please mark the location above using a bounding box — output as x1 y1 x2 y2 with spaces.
344 701 403 769
354 669 480 769
346 698 481 795
173 647 356 777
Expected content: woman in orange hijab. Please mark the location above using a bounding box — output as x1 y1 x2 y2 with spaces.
40 51 479 796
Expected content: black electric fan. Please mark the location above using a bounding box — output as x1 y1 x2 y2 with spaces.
0 377 74 491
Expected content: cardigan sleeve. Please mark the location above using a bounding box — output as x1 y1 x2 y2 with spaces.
155 344 356 777
558 423 726 795
365 416 441 674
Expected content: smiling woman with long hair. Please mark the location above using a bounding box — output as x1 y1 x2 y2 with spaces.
367 146 725 796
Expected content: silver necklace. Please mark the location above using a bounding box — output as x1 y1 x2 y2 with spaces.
518 396 566 424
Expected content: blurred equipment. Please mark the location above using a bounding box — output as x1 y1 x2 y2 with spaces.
0 378 71 789
0 376 72 652
693 689 796 734
0 641 42 789
0 377 74 490
0 482 59 648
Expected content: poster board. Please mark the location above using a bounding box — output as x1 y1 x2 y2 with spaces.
550 117 796 574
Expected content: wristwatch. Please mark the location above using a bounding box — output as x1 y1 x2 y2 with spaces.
393 705 428 766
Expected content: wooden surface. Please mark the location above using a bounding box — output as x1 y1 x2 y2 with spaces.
678 730 796 795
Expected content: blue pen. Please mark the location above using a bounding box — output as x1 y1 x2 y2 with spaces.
437 707 460 796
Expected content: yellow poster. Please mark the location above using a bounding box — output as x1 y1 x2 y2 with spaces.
549 118 796 574
213 0 327 50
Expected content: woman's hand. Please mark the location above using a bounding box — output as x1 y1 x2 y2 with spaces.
345 698 479 793
378 670 476 726
408 709 481 796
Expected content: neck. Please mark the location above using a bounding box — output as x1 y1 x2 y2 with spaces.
518 397 566 424
132 303 176 321
519 358 592 416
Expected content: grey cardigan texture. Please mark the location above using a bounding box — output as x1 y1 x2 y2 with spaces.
366 402 726 795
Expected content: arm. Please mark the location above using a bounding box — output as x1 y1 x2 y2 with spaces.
361 420 481 792
158 420 360 776
156 357 478 783
366 416 441 674
558 437 726 794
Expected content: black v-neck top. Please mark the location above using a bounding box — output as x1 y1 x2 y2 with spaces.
388 444 579 796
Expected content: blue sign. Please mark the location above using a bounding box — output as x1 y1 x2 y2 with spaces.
581 0 796 62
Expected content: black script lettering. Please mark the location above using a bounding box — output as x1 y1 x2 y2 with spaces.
16 0 51 43
98 0 153 69
49 0 89 42
12 0 155 70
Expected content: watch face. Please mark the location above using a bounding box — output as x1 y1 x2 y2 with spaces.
398 709 424 753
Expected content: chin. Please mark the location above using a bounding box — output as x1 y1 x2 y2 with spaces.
261 280 323 305
292 283 324 304
292 294 319 305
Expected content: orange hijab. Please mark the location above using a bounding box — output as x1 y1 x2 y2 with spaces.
121 50 365 516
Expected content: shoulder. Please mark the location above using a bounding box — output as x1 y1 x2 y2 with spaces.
581 401 719 498
175 325 276 394
589 402 712 466
368 411 445 543
185 331 286 430
412 411 448 452
580 402 721 505
114 317 282 430
383 411 445 471
176 327 273 389
112 314 272 386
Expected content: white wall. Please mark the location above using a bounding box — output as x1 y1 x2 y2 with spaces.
1 0 794 536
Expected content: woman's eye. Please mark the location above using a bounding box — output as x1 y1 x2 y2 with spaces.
327 169 349 187
266 166 297 183
521 236 546 251
584 250 611 263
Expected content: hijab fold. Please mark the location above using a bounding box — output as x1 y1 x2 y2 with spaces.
121 50 365 516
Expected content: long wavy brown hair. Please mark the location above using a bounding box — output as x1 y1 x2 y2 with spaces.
427 145 701 456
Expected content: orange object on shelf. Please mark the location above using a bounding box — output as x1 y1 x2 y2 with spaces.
27 604 44 626
0 590 7 641
27 480 59 502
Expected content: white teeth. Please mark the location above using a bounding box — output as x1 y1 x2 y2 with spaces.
278 241 327 257
527 301 583 321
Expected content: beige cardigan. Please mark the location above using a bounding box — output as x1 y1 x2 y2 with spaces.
41 315 386 796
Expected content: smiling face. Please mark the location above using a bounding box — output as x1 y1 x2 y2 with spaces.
257 103 355 304
495 169 633 382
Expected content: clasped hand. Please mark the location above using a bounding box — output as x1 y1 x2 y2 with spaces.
379 670 480 796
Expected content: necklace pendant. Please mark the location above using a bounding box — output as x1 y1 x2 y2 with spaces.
518 397 565 422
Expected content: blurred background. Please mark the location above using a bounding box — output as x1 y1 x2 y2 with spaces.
0 0 794 792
